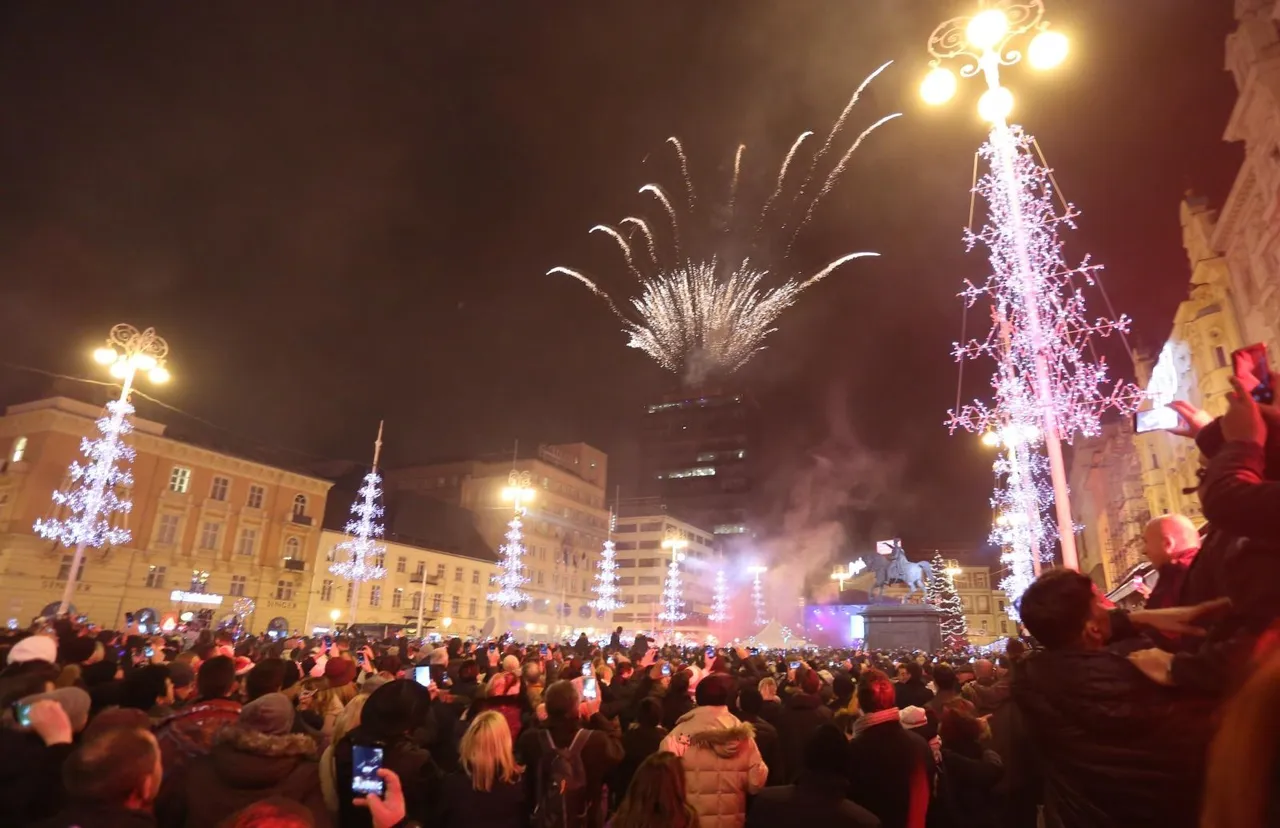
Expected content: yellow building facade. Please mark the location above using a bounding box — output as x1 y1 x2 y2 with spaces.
0 397 331 634
308 529 500 637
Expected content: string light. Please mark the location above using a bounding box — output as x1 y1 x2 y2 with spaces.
488 513 531 607
590 537 624 613
329 469 388 583
709 570 731 624
749 567 768 627
34 399 136 549
657 551 686 638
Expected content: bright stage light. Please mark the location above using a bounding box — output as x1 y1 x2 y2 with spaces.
1028 30 1068 70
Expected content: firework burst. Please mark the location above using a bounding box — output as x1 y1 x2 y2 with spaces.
551 61 899 382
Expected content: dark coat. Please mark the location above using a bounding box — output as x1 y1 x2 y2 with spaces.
743 716 783 787
30 804 156 828
846 720 934 828
747 773 881 828
335 727 442 828
775 692 833 784
610 723 667 803
1011 647 1215 828
894 679 935 711
0 728 74 827
933 745 1003 828
154 698 242 782
436 771 528 828
1144 560 1192 611
661 691 694 731
514 714 624 828
179 726 330 828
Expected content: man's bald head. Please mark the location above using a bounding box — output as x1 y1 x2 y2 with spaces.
973 658 995 682
1142 514 1201 568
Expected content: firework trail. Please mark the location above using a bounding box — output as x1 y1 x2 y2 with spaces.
621 217 659 264
728 144 745 219
667 136 695 210
550 60 897 381
640 184 681 253
590 224 642 279
757 130 813 231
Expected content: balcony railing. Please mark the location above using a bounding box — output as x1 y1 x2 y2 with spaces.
290 513 313 526
408 573 441 585
283 558 306 572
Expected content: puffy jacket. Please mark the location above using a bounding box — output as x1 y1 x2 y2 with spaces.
660 706 768 828
1012 647 1215 828
180 726 330 828
155 698 242 782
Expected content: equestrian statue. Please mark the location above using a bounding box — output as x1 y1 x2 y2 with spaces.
860 540 934 602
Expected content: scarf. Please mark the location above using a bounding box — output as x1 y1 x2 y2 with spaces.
852 707 901 738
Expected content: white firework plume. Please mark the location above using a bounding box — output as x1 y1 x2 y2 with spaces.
550 60 898 381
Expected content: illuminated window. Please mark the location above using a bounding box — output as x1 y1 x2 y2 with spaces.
392 588 403 609
292 494 308 517
10 436 27 463
713 523 748 535
145 565 166 589
284 536 300 560
656 466 716 480
169 467 191 494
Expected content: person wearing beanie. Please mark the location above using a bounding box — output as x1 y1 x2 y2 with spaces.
900 705 941 765
775 666 832 784
6 634 57 666
178 692 329 828
746 724 880 827
0 687 90 825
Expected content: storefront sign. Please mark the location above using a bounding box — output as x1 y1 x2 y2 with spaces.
169 590 223 606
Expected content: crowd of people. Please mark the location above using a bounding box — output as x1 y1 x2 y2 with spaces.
2 378 1280 828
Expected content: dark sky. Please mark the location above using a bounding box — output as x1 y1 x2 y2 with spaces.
0 2 1242 553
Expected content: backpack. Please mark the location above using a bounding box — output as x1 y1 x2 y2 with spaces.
533 728 593 828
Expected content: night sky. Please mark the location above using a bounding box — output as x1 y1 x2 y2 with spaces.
0 2 1243 557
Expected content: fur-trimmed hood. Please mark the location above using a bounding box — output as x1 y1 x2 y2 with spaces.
207 725 318 789
666 706 757 759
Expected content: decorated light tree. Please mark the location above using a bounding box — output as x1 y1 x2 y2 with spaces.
928 553 969 649
749 566 768 627
36 324 171 615
487 470 535 608
590 533 624 613
922 3 1141 610
708 570 731 625
657 533 688 640
330 423 389 625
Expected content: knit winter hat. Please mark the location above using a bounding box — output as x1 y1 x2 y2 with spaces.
324 656 358 687
21 686 91 732
240 692 295 736
899 705 928 729
7 635 57 665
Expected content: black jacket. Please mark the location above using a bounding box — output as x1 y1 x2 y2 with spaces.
514 714 624 828
436 771 528 828
1011 647 1215 828
934 744 1003 828
846 720 934 828
0 729 74 827
31 804 156 828
335 728 442 828
743 716 783 787
610 723 666 803
775 692 833 784
747 772 881 828
894 679 935 711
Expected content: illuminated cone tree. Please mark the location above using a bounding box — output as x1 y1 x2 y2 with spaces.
330 424 389 624
708 570 730 625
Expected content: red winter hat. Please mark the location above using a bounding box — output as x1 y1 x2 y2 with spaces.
324 656 358 687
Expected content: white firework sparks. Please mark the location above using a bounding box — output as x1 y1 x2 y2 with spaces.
551 61 899 380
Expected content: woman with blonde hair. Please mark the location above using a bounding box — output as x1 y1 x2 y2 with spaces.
611 751 698 828
318 692 370 814
437 710 527 827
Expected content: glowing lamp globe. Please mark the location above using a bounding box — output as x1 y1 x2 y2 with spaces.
978 87 1014 123
108 360 129 379
966 9 1009 50
1028 29 1068 70
93 346 118 365
981 431 1001 448
920 66 958 105
132 353 157 371
148 366 170 384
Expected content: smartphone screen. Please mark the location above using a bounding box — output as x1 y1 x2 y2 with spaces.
582 677 598 701
356 652 365 665
581 663 592 677
661 663 671 677
1135 406 1183 434
607 656 615 665
414 665 433 688
12 702 31 728
789 661 801 670
1234 343 1275 404
145 647 155 658
351 744 386 797
540 644 548 656
124 612 135 625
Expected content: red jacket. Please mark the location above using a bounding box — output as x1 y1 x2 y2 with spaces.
156 698 242 781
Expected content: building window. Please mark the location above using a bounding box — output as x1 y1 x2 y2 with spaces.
468 597 477 616
471 569 480 585
276 580 294 601
284 536 301 560
189 570 209 592
974 573 987 589
396 556 407 573
713 523 748 535
392 588 403 609
347 582 354 604
451 596 460 615
237 527 257 557
411 591 421 610
209 476 229 502
169 466 192 494
370 585 382 607
454 567 463 582
156 514 180 546
414 561 425 577
537 570 545 585
145 565 166 589
435 564 446 579
373 552 386 569
10 436 27 463
1215 345 1228 368
199 522 221 551
247 485 265 509
292 494 307 517
229 575 247 597
431 593 442 613
1000 619 1009 635
321 580 333 602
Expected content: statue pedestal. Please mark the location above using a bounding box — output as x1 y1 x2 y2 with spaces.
863 603 942 652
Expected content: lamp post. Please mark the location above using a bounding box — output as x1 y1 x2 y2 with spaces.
659 532 688 641
748 566 768 628
922 1 1082 569
37 324 170 616
981 423 1046 578
830 559 866 594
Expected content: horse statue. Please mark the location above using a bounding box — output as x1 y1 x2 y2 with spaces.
859 542 935 602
